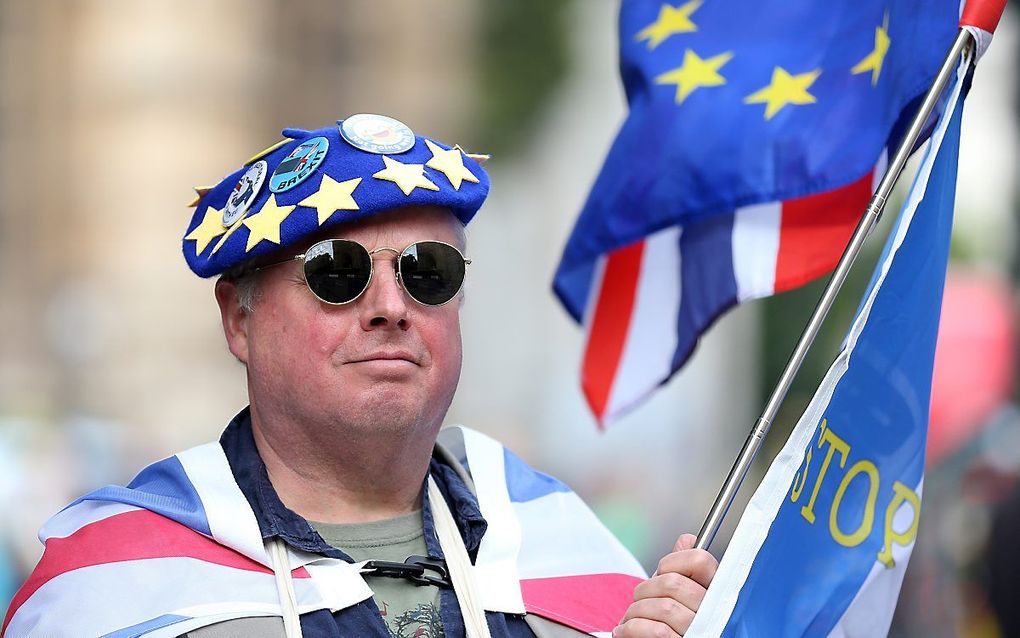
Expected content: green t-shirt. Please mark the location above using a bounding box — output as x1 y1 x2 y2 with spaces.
311 511 445 638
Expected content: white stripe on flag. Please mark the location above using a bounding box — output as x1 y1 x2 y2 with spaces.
177 443 270 566
873 151 888 192
604 225 682 419
581 253 610 332
514 491 647 580
6 557 301 637
40 501 140 541
732 202 781 302
460 427 527 614
827 481 924 637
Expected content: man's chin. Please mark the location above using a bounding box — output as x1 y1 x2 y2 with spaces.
338 392 430 433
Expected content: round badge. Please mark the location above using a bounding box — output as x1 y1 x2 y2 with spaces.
269 136 330 193
223 160 268 227
338 114 415 154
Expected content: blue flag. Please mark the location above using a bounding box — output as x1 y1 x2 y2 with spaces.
553 0 959 425
687 59 967 637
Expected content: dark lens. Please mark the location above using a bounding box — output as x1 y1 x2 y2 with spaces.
303 240 372 304
399 241 466 305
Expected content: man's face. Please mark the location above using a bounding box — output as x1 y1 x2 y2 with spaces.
223 206 465 441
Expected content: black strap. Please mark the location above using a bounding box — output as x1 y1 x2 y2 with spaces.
360 555 452 588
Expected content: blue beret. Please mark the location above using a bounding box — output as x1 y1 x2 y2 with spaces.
182 114 490 278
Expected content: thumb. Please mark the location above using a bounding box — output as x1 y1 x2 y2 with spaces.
673 533 698 552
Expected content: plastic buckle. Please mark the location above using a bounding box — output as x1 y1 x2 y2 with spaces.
361 555 452 589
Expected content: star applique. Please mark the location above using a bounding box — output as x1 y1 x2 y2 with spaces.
372 156 439 196
243 138 292 166
852 13 891 86
210 215 245 255
242 194 297 252
298 175 362 225
655 49 733 104
184 206 227 255
424 140 480 190
744 67 822 120
635 0 702 50
187 185 215 208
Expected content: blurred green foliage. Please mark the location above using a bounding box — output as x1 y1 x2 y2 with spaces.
473 0 574 157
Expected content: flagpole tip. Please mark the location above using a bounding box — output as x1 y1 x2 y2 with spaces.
960 0 1007 34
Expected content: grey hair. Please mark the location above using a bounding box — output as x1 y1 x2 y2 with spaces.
219 264 261 313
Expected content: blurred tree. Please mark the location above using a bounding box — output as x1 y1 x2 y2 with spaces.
472 0 574 157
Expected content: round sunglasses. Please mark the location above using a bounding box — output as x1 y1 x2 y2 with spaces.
253 239 471 307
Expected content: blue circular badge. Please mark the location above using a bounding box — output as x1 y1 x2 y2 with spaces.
338 114 415 155
269 136 329 193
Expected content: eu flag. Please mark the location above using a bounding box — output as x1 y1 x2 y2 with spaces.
554 0 959 425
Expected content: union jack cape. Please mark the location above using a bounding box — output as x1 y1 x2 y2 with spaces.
4 426 645 637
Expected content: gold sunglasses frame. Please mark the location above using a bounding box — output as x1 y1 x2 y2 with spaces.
252 239 471 307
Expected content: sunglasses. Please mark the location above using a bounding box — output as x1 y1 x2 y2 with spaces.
253 239 471 307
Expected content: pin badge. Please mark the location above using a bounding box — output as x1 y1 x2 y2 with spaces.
270 137 329 193
339 114 415 155
223 161 268 226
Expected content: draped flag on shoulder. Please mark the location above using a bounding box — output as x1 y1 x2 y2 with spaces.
553 0 959 425
3 426 644 637
685 56 968 638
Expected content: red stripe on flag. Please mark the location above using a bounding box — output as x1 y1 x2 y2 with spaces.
581 241 645 426
3 509 308 632
960 0 1006 33
774 171 873 293
521 573 644 633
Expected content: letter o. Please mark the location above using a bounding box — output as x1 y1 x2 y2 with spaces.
829 459 879 547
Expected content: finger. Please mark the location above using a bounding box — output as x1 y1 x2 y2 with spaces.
620 597 696 635
633 572 706 612
673 533 697 552
654 548 718 589
613 616 683 638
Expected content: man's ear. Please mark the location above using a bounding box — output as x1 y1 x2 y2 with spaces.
215 278 250 364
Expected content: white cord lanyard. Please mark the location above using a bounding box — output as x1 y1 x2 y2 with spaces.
267 476 492 638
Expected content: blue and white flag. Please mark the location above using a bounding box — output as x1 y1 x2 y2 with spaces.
687 58 967 638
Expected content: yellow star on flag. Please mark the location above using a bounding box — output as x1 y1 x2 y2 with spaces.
242 194 297 252
184 206 227 255
655 49 734 104
373 156 439 196
744 67 822 120
852 13 891 86
298 175 362 225
635 0 703 50
425 140 480 190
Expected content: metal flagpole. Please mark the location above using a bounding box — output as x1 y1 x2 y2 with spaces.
695 27 977 551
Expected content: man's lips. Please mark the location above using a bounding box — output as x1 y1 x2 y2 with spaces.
348 351 419 365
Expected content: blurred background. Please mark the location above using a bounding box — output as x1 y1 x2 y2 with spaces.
0 1 1017 634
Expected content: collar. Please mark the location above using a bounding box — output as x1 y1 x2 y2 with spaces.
219 408 487 560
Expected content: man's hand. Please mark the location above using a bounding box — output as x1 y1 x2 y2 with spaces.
613 533 719 637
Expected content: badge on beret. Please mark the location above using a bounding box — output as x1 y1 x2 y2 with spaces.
270 136 329 193
223 160 267 226
339 114 415 155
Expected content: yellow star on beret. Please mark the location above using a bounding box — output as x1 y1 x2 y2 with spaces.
298 175 362 225
184 205 227 255
372 156 439 196
425 140 480 191
187 185 216 208
243 194 297 252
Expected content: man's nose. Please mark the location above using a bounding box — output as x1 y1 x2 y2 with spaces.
358 257 409 330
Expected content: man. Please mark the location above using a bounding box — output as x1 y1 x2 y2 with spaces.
3 115 716 637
